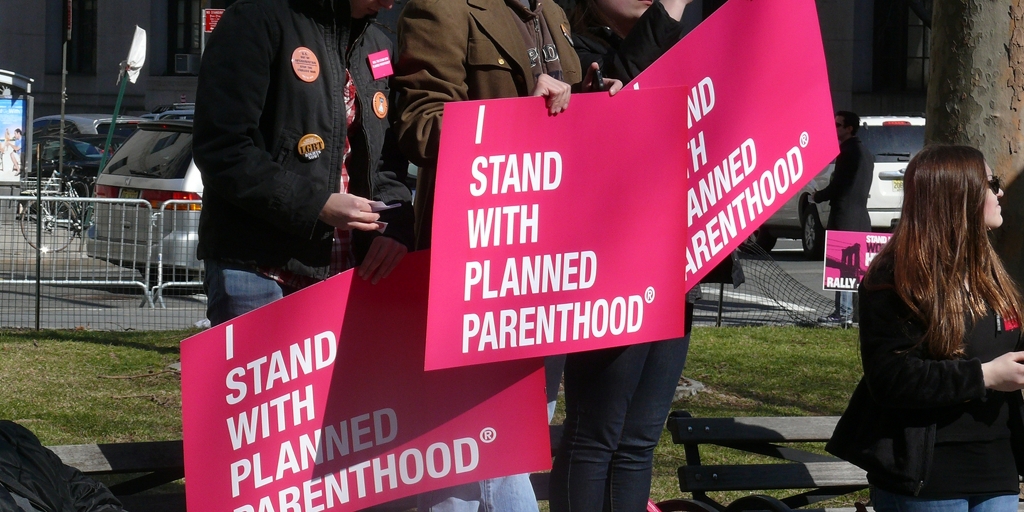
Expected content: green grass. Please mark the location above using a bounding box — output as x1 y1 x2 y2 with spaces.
0 329 193 444
0 326 865 507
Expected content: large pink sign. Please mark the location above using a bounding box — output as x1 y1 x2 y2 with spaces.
180 252 550 512
629 0 839 286
823 230 891 291
427 88 691 370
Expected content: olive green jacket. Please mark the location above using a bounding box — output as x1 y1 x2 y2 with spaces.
394 0 583 249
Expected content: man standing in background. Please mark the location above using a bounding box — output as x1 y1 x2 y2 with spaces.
815 110 874 325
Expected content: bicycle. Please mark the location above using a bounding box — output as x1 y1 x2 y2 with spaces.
18 172 90 253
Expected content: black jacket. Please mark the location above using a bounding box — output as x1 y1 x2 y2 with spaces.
0 421 124 512
571 2 684 82
826 264 1024 495
194 0 413 279
814 136 873 231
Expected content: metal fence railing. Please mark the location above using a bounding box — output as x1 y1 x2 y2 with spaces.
0 196 207 330
153 200 204 305
3 195 840 331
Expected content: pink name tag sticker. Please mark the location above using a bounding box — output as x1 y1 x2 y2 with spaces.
368 50 393 80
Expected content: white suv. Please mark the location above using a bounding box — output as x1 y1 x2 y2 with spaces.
753 115 924 259
858 116 924 230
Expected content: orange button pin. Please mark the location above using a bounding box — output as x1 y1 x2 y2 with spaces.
291 47 320 83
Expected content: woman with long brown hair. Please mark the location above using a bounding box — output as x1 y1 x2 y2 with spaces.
827 144 1024 512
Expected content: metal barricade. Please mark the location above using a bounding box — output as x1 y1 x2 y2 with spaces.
153 200 204 305
0 195 159 329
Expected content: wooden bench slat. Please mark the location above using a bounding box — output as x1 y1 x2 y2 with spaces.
50 440 184 474
667 415 841 444
679 462 867 492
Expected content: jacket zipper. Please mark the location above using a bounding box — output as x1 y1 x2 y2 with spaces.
308 18 350 241
533 18 542 63
346 22 379 201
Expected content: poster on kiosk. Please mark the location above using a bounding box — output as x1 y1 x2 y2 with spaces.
0 97 25 184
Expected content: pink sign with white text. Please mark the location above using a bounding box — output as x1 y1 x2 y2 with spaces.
180 252 550 512
629 0 838 287
823 230 891 291
426 88 691 370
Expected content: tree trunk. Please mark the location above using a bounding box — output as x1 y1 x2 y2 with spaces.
927 0 1024 280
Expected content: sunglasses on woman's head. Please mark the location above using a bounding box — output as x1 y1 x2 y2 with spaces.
988 176 1001 194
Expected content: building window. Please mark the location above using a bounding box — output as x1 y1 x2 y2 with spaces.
68 0 97 75
873 1 930 93
168 0 202 74
905 8 930 91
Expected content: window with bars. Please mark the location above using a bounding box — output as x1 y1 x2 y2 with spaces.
873 1 930 92
168 0 202 73
905 8 930 91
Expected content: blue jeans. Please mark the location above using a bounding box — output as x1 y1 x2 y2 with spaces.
835 291 853 320
550 324 691 511
416 474 538 512
871 487 1018 512
204 260 284 326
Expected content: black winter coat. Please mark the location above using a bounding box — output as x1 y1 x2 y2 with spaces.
826 264 1024 495
0 421 124 512
814 136 873 231
194 0 413 279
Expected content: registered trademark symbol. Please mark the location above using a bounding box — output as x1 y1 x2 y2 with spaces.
799 132 810 148
480 427 497 443
644 287 656 304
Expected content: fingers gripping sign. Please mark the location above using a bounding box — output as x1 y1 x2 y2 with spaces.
531 73 572 115
358 236 409 284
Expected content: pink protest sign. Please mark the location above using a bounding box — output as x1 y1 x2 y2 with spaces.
629 0 838 287
426 88 690 370
823 230 891 291
180 252 550 512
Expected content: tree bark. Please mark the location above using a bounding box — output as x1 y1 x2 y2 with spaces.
927 0 1024 281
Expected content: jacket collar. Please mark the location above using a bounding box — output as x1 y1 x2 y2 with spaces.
466 0 534 90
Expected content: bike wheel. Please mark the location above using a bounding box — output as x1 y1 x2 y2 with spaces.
19 198 78 253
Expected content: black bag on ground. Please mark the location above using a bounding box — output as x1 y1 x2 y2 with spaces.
0 420 125 512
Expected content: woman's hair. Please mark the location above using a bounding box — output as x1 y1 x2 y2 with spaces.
568 1 604 39
868 144 1022 359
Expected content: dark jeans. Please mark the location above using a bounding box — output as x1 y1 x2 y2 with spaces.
204 259 285 326
550 305 693 512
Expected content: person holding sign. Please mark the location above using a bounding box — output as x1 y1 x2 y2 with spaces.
546 1 693 511
814 110 873 325
827 145 1024 512
193 0 414 325
393 1 617 510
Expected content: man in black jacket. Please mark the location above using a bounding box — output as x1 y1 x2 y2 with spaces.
194 0 414 325
814 110 873 324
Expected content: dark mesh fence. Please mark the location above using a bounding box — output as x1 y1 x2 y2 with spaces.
692 242 838 327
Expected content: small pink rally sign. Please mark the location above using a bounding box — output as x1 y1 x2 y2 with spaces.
823 230 892 291
368 50 393 80
180 252 550 512
426 88 691 370
627 0 839 287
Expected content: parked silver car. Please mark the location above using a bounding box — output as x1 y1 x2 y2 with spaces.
753 115 924 259
87 120 202 285
33 114 145 138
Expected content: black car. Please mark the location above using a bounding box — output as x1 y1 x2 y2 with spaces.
24 137 108 196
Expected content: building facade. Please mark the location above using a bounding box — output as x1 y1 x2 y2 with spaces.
0 0 927 117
